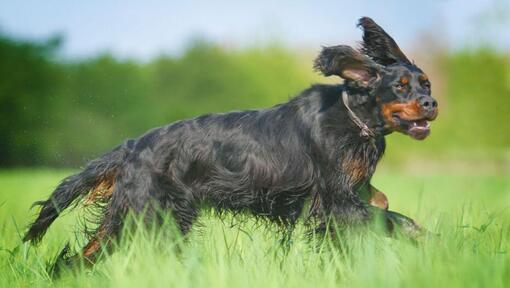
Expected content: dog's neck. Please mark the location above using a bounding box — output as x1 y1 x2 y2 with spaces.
343 85 389 137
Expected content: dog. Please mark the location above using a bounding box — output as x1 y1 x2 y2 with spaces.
23 17 438 267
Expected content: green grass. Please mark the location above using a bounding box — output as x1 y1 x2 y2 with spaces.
0 169 509 287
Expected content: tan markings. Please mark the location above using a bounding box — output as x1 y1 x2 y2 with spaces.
400 76 409 85
342 157 366 184
84 174 116 205
358 184 389 210
418 74 428 82
82 227 107 261
368 185 389 210
381 100 422 129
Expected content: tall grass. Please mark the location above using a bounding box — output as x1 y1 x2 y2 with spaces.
0 170 509 287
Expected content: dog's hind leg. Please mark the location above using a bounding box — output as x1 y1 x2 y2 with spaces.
51 163 149 274
51 158 201 275
51 194 127 276
154 172 199 235
50 220 120 277
80 226 108 263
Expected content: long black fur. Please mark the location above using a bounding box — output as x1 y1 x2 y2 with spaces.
23 141 133 243
24 17 437 266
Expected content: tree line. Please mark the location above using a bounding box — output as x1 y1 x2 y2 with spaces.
0 33 508 167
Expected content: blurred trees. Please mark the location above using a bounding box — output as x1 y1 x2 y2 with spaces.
0 36 311 166
0 33 508 167
0 35 61 166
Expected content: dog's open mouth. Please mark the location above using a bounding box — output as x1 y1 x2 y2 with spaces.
392 116 431 140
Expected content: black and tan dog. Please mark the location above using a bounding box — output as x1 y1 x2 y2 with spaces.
24 17 438 266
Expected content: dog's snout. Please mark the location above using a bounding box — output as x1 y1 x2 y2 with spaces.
417 96 438 119
419 96 437 111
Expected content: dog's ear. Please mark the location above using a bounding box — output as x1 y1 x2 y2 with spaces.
314 45 379 86
358 17 410 65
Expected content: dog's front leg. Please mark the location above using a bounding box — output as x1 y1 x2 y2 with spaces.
357 183 389 210
357 205 425 238
384 209 424 238
366 184 426 237
318 192 424 238
357 183 424 237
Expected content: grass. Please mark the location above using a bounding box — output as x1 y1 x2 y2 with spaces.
0 169 509 287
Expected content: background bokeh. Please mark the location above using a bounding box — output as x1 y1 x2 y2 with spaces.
0 1 508 172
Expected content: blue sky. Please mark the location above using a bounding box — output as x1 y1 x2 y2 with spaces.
0 0 508 59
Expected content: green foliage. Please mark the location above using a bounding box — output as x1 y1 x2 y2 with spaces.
0 35 61 166
0 170 508 287
444 50 510 148
0 33 508 167
0 36 312 166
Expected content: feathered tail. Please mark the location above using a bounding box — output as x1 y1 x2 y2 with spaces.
23 141 133 244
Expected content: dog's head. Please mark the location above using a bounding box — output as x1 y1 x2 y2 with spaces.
314 17 438 140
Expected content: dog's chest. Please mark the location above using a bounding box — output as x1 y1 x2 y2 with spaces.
339 137 385 187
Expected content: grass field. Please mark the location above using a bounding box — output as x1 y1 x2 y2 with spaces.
0 169 509 287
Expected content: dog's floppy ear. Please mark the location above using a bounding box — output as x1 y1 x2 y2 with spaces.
314 45 379 86
358 17 411 65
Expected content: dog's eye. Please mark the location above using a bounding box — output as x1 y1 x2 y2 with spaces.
394 83 405 90
422 81 431 89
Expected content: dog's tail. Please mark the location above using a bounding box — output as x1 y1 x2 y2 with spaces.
23 141 134 244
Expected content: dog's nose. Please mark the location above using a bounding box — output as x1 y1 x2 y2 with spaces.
419 96 437 112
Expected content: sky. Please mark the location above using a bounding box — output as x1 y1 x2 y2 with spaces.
0 0 508 59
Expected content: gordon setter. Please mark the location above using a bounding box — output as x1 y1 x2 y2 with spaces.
24 17 438 267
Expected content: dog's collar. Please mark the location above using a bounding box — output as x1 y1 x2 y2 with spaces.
342 90 375 138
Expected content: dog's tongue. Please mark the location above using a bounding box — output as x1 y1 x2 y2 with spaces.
407 120 430 140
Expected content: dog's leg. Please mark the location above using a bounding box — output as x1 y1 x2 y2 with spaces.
80 226 109 263
368 185 388 210
356 182 426 238
357 183 389 210
50 158 201 276
314 187 424 239
50 208 123 276
384 209 423 238
94 160 199 237
365 184 425 237
49 171 130 276
153 169 199 235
